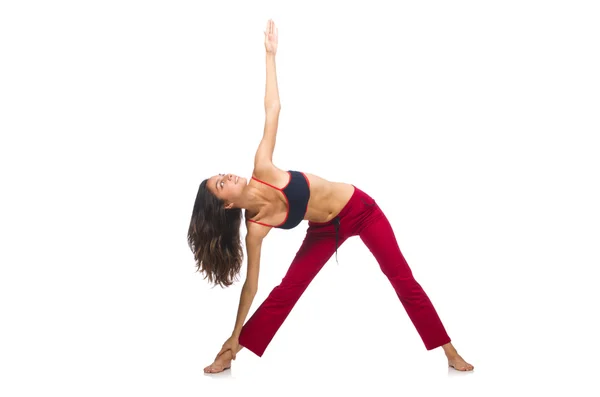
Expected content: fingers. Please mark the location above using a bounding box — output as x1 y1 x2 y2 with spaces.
215 348 236 361
266 19 276 36
264 19 277 50
215 347 227 360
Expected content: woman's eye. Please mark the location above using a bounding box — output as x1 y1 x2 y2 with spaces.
220 181 224 188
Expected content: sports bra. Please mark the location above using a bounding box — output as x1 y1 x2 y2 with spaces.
247 170 311 229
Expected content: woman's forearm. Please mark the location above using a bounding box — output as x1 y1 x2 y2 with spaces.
264 53 280 109
231 284 257 338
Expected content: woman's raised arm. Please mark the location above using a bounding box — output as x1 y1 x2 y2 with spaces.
254 19 280 172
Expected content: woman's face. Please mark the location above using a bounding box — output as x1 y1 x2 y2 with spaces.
206 173 247 206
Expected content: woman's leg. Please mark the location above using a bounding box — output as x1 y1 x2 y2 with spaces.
357 207 473 370
358 212 452 350
239 225 345 357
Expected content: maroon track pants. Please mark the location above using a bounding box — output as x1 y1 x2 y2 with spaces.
238 186 451 356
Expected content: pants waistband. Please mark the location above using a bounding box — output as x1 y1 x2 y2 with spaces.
308 185 364 264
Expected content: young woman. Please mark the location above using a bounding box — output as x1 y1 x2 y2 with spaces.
188 19 474 374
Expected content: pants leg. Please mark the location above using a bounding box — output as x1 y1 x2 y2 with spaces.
358 205 451 350
239 223 344 357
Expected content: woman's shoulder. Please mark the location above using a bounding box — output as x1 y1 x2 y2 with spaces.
251 163 291 189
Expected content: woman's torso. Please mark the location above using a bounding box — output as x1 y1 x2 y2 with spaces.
245 166 355 227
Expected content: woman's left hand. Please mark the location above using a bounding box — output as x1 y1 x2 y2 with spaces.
215 335 240 360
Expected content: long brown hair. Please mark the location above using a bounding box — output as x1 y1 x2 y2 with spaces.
187 179 244 287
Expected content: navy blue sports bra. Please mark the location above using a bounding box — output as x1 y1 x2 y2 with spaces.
248 170 310 229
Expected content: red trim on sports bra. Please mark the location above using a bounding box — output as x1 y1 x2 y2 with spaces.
247 219 275 228
281 171 292 189
301 172 310 216
250 176 281 191
248 172 293 228
301 172 310 189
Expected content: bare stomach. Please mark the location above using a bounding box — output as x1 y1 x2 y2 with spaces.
303 173 355 223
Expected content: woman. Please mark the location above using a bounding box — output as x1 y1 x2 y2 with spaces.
188 19 474 374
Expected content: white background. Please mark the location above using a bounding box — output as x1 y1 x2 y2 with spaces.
1 0 599 396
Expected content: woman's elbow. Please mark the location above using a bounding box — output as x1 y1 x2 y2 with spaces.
243 282 258 296
265 101 281 112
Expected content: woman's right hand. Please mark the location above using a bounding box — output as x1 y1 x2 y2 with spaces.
264 19 278 55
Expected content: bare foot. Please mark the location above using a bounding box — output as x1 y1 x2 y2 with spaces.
447 354 474 371
203 349 232 374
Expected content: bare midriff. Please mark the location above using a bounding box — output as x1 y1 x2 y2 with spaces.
302 173 355 223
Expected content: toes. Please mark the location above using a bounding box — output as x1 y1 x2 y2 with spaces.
205 364 227 374
204 364 220 373
449 362 473 371
457 364 474 371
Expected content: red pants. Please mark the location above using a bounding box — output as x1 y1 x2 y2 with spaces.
238 186 451 356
